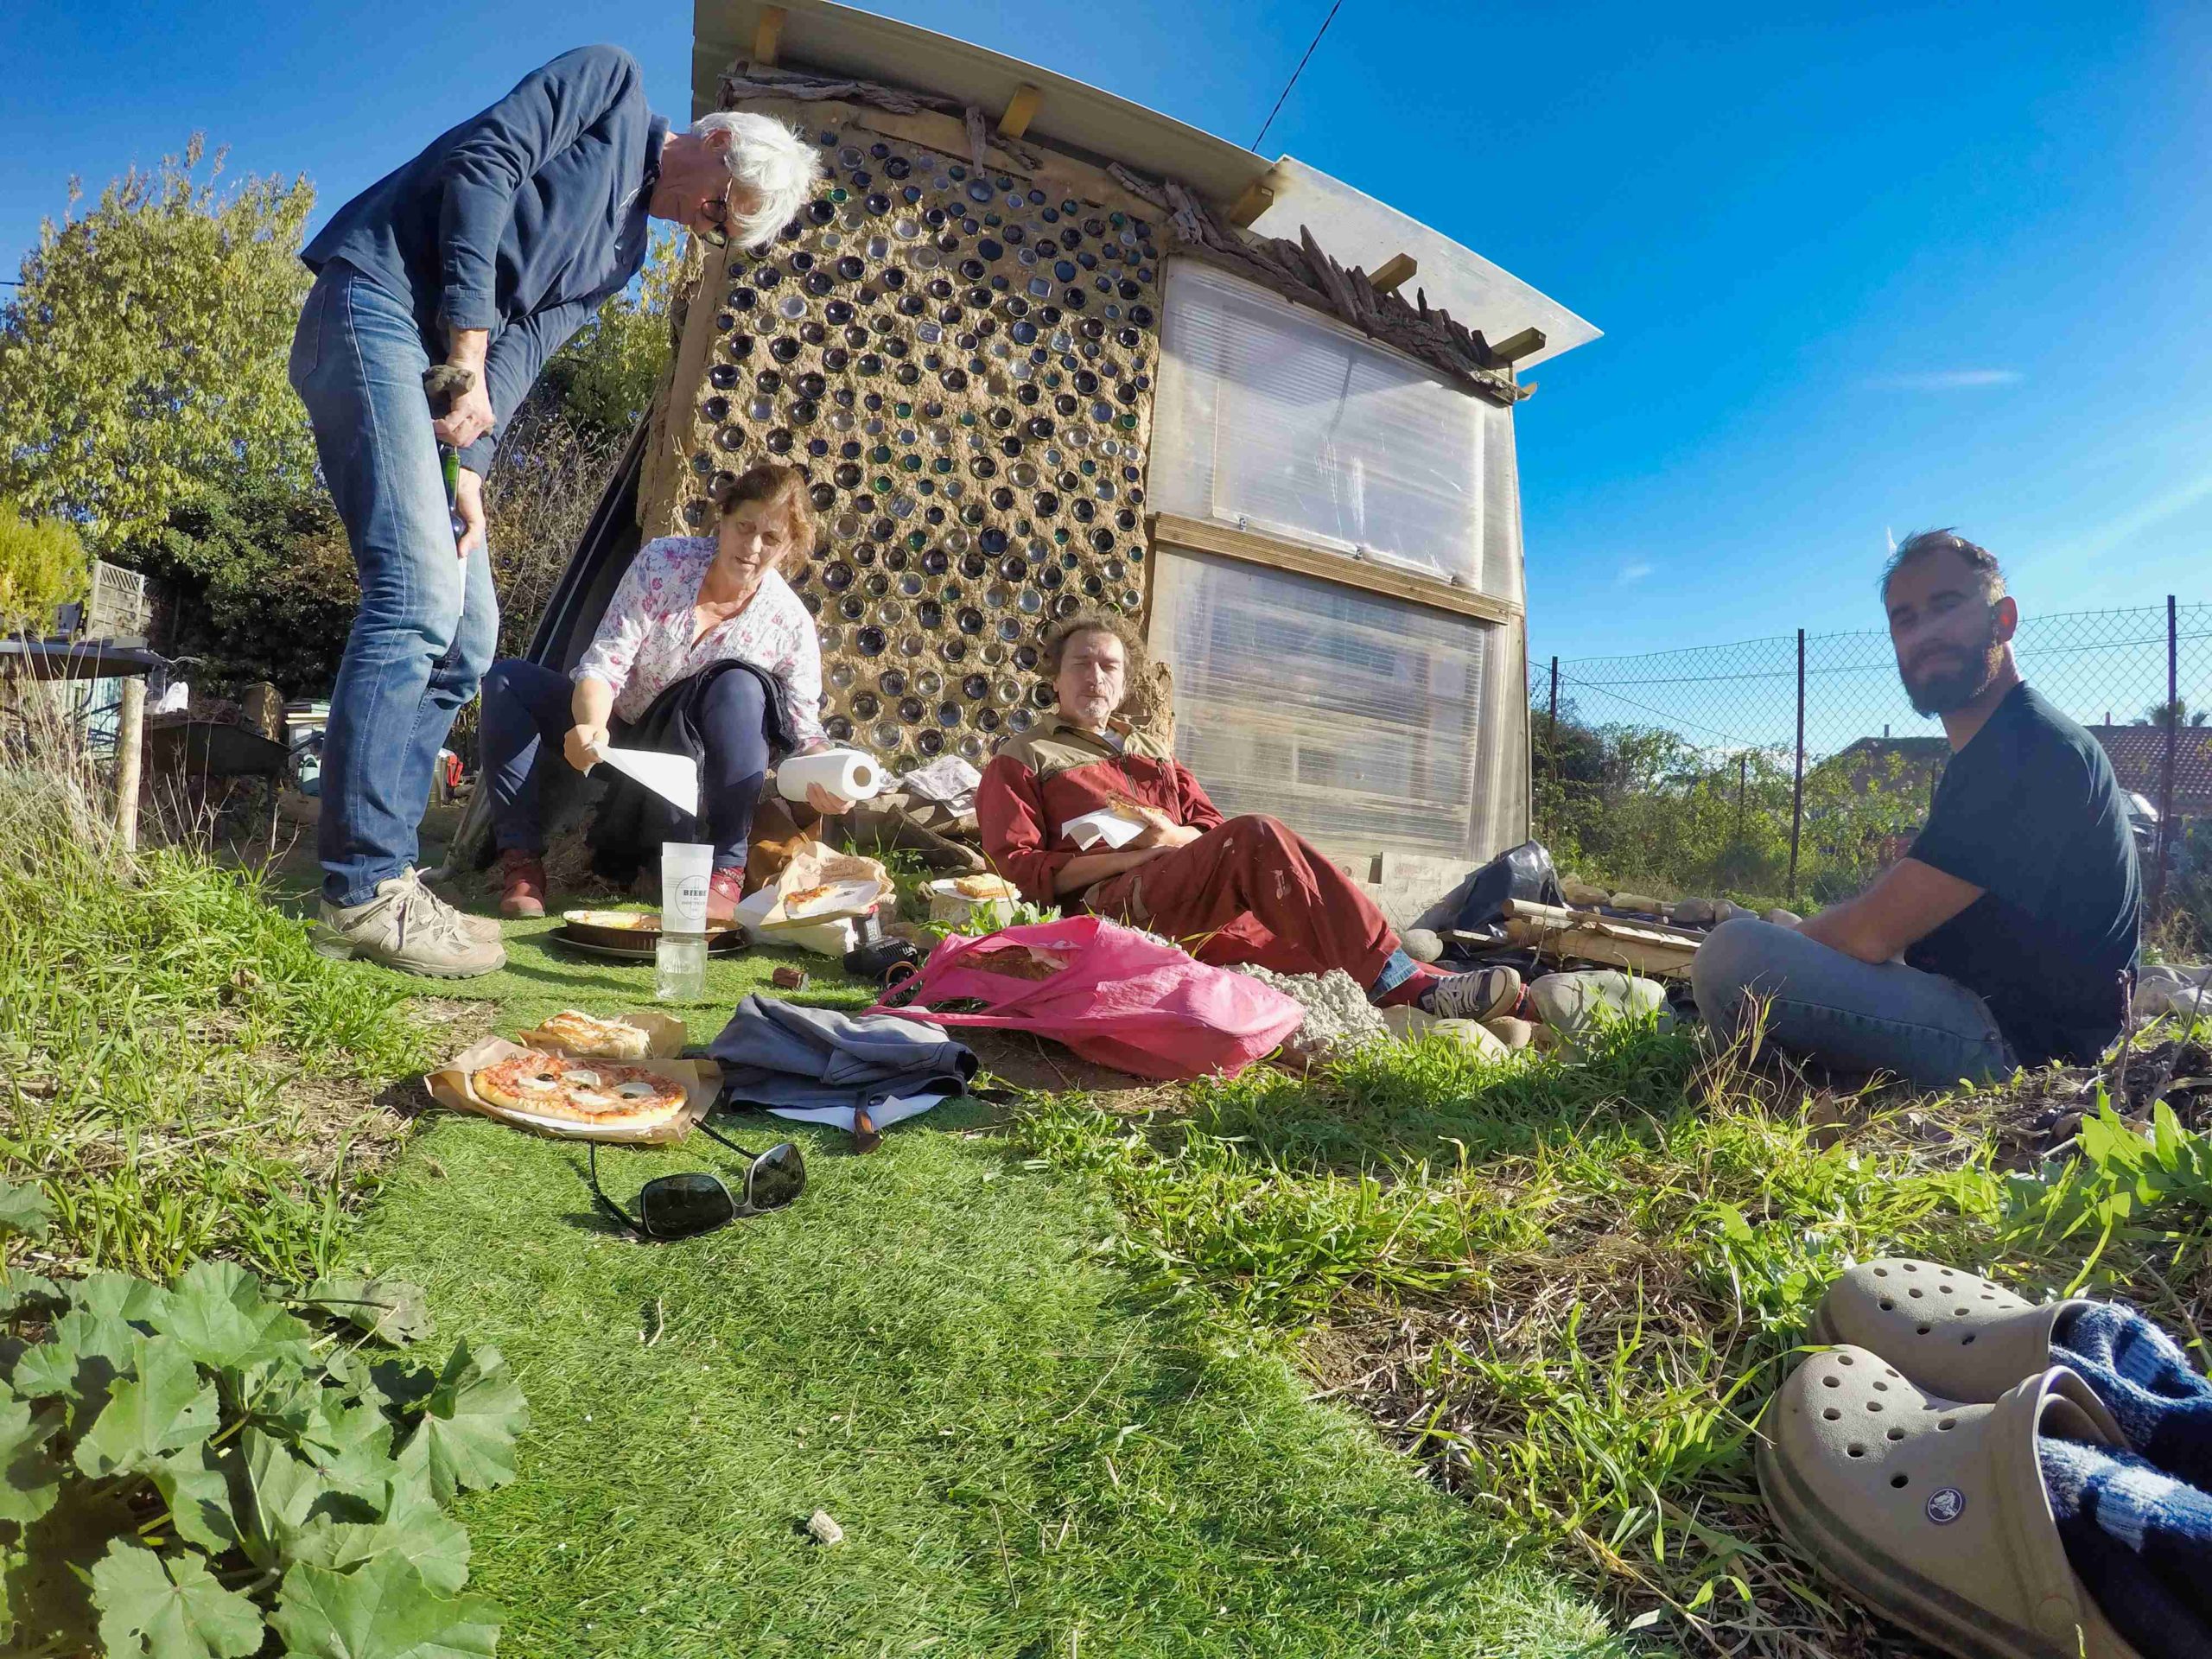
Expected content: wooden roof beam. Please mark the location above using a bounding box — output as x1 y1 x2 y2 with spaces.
1369 253 1416 295
997 82 1043 140
1227 178 1274 228
753 6 786 68
1490 326 1547 364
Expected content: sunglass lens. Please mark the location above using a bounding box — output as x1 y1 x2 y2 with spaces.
747 1142 806 1211
639 1172 737 1237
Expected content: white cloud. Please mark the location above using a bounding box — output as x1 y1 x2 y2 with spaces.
1618 561 1655 584
1859 369 2024 391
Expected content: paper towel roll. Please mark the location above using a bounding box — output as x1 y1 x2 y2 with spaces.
776 748 883 804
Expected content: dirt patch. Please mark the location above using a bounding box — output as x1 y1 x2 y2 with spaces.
957 1026 1164 1105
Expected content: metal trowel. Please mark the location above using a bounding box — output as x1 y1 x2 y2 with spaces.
588 742 701 820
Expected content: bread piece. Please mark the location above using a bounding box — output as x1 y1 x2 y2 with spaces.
951 874 1020 901
519 1010 652 1060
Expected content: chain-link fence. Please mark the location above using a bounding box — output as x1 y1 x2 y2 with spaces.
1529 600 2212 936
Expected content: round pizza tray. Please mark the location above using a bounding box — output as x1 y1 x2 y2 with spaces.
550 921 746 960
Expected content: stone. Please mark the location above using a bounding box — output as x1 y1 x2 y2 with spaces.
1483 1016 1536 1050
1609 892 1667 917
1382 1003 1507 1060
806 1509 844 1547
1763 906 1802 926
1669 896 1723 927
1402 927 1444 964
1528 969 1672 1039
1560 877 1611 909
2137 964 2212 1019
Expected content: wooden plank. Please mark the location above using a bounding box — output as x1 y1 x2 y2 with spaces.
1369 253 1417 295
997 83 1043 140
114 675 143 854
1497 922 1696 979
1489 326 1547 363
1152 512 1521 625
1227 179 1275 227
1500 898 1706 944
752 5 786 67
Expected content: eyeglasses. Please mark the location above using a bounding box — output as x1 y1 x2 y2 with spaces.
587 1121 805 1239
697 193 733 251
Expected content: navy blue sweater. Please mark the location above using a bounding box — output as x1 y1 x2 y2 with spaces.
302 46 668 474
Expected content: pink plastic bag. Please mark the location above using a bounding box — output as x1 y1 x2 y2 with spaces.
868 915 1303 1080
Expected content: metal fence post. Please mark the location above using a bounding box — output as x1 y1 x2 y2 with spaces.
1547 656 1560 775
1787 629 1806 905
1736 753 1747 842
2151 594 2178 918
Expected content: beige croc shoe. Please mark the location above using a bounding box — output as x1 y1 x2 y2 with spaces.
1811 1259 2091 1402
1758 1344 2139 1659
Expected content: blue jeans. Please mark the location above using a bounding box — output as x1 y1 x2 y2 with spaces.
289 260 498 906
479 658 770 871
1692 918 2017 1088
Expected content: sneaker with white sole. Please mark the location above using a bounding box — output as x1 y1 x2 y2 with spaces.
313 868 505 978
1421 964 1522 1022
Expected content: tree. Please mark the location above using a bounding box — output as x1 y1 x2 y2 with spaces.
0 137 317 547
532 227 684 442
0 498 92 634
2139 699 2209 728
114 477 358 692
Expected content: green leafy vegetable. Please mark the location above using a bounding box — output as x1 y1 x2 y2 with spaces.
0 1180 523 1654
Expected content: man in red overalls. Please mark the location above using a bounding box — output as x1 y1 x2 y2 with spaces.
978 613 1520 1019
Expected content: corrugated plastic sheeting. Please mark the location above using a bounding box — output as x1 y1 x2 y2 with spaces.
1150 261 1524 604
1148 547 1513 862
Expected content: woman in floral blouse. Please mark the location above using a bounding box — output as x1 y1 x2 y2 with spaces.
478 462 848 920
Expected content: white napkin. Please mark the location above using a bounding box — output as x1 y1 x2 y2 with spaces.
1060 808 1147 851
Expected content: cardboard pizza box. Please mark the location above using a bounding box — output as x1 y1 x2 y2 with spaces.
426 1036 718 1144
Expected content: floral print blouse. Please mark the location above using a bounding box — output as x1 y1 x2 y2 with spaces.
569 536 825 743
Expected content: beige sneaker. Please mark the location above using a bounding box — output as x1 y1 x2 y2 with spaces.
416 877 503 942
314 868 505 977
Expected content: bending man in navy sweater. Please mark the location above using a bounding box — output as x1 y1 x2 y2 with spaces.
290 45 820 976
1694 531 2140 1087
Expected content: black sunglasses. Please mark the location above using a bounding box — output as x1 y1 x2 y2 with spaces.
588 1120 805 1240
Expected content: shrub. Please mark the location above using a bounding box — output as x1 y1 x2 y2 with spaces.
0 499 91 635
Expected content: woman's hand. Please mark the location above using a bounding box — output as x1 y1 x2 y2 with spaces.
805 781 854 816
563 723 610 773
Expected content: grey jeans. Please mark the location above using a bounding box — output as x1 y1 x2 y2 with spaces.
1691 918 2017 1089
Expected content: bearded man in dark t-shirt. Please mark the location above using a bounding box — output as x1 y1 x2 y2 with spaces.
1693 531 2140 1087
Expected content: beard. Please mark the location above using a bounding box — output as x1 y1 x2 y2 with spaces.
1900 615 2005 716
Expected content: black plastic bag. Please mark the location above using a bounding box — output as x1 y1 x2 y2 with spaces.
1447 840 1567 933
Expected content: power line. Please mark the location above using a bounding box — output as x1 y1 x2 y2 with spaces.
1251 0 1347 152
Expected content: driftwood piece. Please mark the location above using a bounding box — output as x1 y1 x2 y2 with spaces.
1106 164 1523 406
963 105 988 172
1481 899 1701 980
719 60 1044 170
715 58 1520 402
1501 899 1707 944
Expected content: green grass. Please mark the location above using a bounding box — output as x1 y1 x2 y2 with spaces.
350 1103 1623 1657
1015 1016 2212 1649
0 772 433 1282
410 906 877 1044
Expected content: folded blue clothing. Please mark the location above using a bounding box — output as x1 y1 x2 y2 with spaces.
2055 1302 2212 1491
2037 1302 2212 1659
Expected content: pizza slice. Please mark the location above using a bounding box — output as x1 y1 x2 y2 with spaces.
471 1052 689 1130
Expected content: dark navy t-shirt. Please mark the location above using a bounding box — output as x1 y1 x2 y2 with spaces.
1905 683 2140 1067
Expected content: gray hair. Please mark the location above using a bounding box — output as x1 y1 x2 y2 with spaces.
693 111 823 249
1880 528 2006 604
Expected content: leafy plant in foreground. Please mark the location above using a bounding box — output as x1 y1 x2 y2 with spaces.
0 1181 525 1657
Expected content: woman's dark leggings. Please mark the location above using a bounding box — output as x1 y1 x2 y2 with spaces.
477 658 769 871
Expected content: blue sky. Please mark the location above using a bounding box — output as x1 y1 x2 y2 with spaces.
6 0 2209 677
